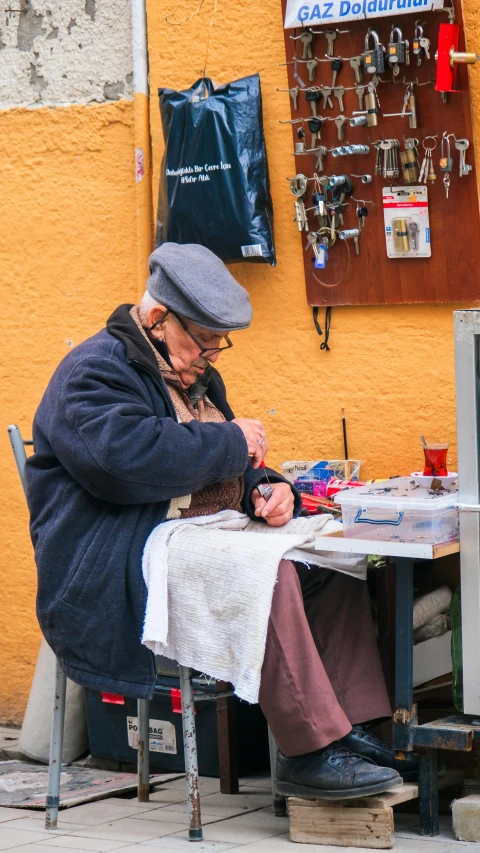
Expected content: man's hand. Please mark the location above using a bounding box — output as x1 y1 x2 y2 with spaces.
252 482 295 527
232 418 269 468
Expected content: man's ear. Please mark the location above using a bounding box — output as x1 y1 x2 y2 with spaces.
147 305 168 335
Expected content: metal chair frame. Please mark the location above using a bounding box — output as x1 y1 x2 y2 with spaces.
8 424 282 840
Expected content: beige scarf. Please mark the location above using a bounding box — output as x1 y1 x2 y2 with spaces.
130 307 244 519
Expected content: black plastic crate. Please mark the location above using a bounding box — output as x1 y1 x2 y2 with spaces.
84 676 269 778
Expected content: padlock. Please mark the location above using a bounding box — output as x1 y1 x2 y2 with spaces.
412 21 423 58
388 26 408 68
439 134 453 172
362 28 385 75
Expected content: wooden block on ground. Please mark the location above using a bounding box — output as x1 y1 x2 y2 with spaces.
289 798 394 849
452 794 480 841
288 773 463 849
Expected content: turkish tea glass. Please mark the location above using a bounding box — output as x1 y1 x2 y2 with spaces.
423 444 449 477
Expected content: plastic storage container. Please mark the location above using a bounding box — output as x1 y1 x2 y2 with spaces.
336 477 459 543
84 676 269 777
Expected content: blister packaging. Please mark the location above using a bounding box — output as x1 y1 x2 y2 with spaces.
383 185 431 258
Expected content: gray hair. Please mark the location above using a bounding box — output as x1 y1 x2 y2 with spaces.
138 289 161 325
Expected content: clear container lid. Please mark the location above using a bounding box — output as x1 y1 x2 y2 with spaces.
336 477 458 511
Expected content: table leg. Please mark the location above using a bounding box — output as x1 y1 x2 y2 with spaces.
393 557 416 752
375 562 396 705
419 749 439 836
394 556 439 838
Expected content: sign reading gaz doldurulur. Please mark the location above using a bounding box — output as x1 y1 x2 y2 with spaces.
284 0 444 27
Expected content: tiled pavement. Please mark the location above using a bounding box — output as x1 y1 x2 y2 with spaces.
1 773 480 853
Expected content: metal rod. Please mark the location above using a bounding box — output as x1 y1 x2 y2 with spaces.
179 665 203 841
268 727 286 817
131 0 154 296
342 408 349 460
454 311 480 715
137 698 150 802
193 690 234 701
45 660 67 829
7 424 28 496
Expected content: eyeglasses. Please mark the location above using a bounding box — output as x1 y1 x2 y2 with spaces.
149 309 233 357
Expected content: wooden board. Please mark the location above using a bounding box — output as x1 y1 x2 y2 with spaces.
0 760 183 809
315 529 460 559
280 0 480 305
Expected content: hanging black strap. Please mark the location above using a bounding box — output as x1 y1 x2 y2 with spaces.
312 306 332 352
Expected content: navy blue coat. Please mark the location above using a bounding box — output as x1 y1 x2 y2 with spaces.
26 305 300 698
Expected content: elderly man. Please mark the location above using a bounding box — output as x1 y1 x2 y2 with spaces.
26 243 416 800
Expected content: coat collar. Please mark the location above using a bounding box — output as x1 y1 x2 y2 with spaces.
106 303 233 420
106 303 160 378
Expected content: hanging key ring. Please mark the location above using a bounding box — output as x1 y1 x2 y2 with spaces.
422 135 438 151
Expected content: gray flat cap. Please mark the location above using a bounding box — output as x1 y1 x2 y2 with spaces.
147 243 252 332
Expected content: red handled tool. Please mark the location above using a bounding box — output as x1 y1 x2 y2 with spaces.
258 460 274 502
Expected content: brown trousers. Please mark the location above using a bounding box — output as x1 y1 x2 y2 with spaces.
258 560 391 757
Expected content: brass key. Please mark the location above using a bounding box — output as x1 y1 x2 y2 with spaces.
334 86 345 112
321 87 333 110
300 30 313 59
306 59 318 82
335 115 346 141
325 30 337 56
289 86 299 111
315 147 328 171
356 84 365 111
350 55 363 83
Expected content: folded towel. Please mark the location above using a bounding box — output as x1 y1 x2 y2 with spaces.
142 510 367 703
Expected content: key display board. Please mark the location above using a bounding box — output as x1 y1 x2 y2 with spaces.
280 0 480 306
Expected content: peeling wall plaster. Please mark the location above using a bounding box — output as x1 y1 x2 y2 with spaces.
0 0 133 108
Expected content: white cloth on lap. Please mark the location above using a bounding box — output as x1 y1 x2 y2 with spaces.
142 510 366 704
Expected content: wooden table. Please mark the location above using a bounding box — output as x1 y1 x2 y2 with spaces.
314 532 473 836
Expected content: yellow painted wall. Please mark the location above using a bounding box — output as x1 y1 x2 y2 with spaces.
2 1 480 722
0 102 137 723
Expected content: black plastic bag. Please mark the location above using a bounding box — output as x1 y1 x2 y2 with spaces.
156 75 275 265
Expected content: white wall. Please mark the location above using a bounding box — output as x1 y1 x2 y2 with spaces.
0 0 133 108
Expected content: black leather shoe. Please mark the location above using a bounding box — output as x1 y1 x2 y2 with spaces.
276 742 402 800
342 725 419 781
